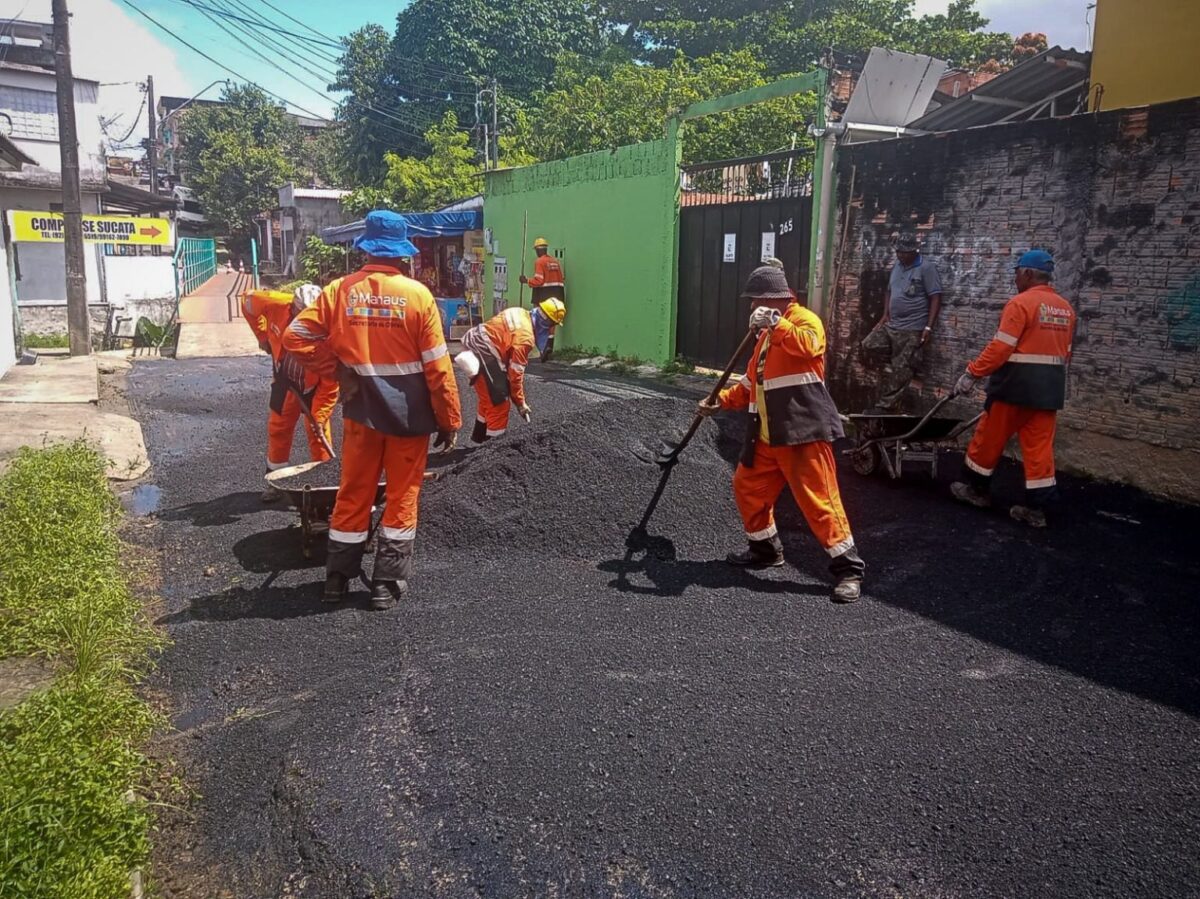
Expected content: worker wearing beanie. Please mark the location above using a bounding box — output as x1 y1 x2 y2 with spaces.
455 298 566 442
519 237 565 306
283 211 462 610
242 284 340 502
950 249 1076 527
698 265 866 603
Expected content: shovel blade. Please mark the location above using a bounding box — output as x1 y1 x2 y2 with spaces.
654 441 683 466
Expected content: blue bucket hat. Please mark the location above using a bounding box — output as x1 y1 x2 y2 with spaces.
353 210 419 258
1015 249 1054 274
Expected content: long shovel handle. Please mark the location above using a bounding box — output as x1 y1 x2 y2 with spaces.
670 328 758 457
288 384 337 460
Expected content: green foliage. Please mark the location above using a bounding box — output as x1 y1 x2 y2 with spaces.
330 25 400 182
527 50 815 164
179 85 297 248
20 332 69 349
298 235 346 285
0 441 162 897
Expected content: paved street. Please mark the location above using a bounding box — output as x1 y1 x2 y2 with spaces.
130 357 1199 899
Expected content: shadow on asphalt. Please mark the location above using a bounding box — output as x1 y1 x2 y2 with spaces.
158 490 265 527
598 551 828 599
233 526 324 574
156 582 376 624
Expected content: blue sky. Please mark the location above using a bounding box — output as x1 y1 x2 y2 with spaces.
2 0 1093 149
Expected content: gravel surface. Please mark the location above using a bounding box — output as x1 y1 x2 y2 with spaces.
128 356 1200 899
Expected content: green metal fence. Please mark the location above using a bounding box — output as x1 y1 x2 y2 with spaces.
175 237 217 297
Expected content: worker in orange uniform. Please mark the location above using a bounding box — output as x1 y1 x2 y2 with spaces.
698 265 865 603
950 249 1076 528
283 211 462 610
242 284 339 502
519 237 565 307
454 298 566 443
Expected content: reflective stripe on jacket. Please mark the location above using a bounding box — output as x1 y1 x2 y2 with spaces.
967 284 1076 411
282 264 462 437
463 306 536 408
527 254 564 288
718 302 844 449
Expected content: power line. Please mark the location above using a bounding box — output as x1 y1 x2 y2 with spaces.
102 88 147 145
169 0 342 48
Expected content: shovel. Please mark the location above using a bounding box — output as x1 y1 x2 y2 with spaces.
653 328 757 467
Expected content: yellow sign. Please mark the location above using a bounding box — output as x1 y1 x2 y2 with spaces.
7 211 172 246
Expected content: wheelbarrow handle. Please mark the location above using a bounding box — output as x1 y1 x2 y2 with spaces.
673 328 758 456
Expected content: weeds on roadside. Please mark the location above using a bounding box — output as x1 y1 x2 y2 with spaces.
0 441 163 898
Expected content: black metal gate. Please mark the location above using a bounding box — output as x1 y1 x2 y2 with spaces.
676 149 812 369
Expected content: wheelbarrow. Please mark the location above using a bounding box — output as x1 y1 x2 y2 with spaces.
845 396 982 480
265 461 440 558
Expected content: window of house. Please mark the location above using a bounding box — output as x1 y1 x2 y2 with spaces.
0 86 60 141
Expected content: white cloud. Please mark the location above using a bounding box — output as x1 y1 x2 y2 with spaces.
2 0 200 152
911 0 1093 51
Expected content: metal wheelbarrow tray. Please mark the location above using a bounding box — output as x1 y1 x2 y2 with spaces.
845 395 982 480
265 461 386 558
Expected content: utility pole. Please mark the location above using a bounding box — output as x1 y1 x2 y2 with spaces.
52 0 89 356
146 74 158 194
490 78 499 170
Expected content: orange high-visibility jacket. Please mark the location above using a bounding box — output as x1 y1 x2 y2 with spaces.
527 254 564 289
967 283 1076 410
282 264 462 437
473 306 536 408
241 289 321 390
719 302 844 448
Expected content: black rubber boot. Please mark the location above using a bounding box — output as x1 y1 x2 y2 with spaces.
323 572 348 603
369 579 408 611
471 419 489 444
726 536 785 568
829 546 866 604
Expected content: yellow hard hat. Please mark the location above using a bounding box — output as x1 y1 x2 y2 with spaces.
533 237 549 249
537 297 566 326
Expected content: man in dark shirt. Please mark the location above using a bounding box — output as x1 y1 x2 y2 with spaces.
861 232 943 410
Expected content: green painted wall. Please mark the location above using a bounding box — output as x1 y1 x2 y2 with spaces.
483 135 681 363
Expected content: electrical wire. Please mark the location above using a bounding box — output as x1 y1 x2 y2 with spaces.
102 89 147 145
168 0 342 48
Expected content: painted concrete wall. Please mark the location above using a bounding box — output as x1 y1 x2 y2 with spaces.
1091 0 1200 112
104 256 176 303
484 137 680 363
831 98 1200 503
0 236 15 376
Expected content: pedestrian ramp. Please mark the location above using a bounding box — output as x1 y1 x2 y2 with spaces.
175 270 263 359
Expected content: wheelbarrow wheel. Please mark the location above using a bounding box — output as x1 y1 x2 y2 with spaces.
851 442 881 477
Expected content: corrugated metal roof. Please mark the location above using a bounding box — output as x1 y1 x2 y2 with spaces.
908 48 1091 132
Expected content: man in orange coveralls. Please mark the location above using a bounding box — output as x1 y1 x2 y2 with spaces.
241 284 339 503
949 249 1077 528
519 237 565 306
454 297 566 443
698 265 866 603
283 211 462 610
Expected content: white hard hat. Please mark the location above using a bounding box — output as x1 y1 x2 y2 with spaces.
454 350 480 379
292 283 321 310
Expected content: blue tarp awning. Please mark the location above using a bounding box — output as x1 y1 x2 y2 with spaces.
321 207 482 245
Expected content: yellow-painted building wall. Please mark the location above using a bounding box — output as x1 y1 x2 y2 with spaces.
1090 0 1200 110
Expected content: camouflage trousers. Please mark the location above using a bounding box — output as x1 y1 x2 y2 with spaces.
861 326 925 411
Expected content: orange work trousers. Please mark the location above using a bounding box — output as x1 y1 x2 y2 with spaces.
733 440 855 557
471 376 510 442
329 419 429 545
266 382 337 469
964 400 1058 503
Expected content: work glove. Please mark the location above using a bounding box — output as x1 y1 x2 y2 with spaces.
337 364 361 403
519 274 529 285
292 283 321 310
749 306 782 332
953 371 980 397
433 429 458 454
518 403 532 423
696 398 721 418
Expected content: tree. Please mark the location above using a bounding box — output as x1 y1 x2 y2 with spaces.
525 51 815 165
342 111 533 217
178 85 296 250
329 25 400 184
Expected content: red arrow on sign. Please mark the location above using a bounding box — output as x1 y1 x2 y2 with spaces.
138 225 162 238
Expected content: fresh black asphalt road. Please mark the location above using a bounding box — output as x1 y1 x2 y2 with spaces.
129 356 1199 899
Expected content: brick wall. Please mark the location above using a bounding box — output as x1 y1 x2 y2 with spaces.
829 98 1200 502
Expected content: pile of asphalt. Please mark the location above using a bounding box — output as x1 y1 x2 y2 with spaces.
421 398 745 561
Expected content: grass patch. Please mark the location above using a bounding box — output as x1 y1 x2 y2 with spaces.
660 356 697 378
21 332 70 349
0 441 163 898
